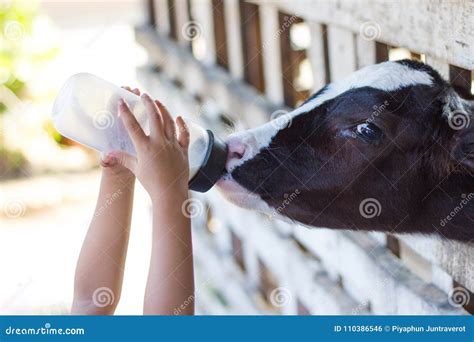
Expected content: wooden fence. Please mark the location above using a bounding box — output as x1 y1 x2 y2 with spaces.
136 0 473 314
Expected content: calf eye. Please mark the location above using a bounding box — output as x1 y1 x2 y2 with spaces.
354 122 383 143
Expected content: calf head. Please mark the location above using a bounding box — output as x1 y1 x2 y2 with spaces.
217 60 474 242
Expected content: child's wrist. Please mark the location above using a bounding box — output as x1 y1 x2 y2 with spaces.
102 167 135 185
149 185 188 206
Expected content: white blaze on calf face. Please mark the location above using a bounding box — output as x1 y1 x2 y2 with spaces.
225 61 434 172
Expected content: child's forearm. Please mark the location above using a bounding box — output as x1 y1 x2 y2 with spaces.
72 169 135 315
114 94 194 315
143 193 194 315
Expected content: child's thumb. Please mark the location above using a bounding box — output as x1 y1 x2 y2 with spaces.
110 151 137 173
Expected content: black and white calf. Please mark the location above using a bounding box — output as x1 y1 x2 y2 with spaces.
217 60 474 242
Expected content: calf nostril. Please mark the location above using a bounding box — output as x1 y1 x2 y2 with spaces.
231 151 244 160
227 140 247 161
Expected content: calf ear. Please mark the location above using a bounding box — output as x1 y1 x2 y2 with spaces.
450 101 474 173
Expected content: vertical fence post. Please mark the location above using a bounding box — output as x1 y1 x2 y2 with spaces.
174 0 190 46
154 0 170 35
224 0 244 80
355 36 376 69
327 26 356 81
190 0 216 65
307 22 328 93
259 3 284 105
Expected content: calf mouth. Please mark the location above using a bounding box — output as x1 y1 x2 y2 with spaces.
216 146 286 215
215 170 267 211
215 123 295 214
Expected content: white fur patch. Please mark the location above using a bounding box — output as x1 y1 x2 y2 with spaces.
227 61 433 171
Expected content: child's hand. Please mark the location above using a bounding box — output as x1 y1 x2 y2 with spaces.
100 87 141 182
100 153 134 181
110 93 190 202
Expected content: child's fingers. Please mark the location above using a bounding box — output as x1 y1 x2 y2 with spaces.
122 86 140 96
100 153 118 167
109 151 138 174
155 99 176 140
119 99 147 147
140 93 163 139
176 116 190 149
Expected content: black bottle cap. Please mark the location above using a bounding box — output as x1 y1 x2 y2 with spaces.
188 130 228 192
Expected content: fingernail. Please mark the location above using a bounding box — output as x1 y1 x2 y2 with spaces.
102 155 112 165
108 153 119 163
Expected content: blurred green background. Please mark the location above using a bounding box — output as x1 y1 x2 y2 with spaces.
0 0 150 314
